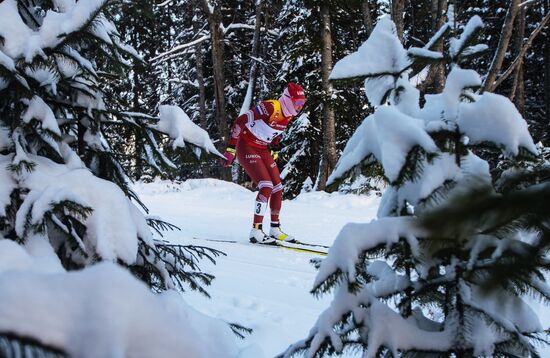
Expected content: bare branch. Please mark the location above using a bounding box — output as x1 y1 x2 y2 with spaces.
150 34 210 63
493 10 550 90
482 0 521 93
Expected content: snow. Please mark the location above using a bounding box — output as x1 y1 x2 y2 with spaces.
330 16 410 81
0 255 240 357
0 0 108 62
1 178 549 356
458 92 538 156
156 105 223 157
132 178 382 356
20 155 150 264
440 67 482 121
315 216 421 286
396 153 460 211
61 46 97 77
21 96 62 135
328 106 437 185
407 47 444 60
330 16 412 105
449 15 485 58
420 67 483 127
0 155 15 217
0 50 15 72
0 126 11 151
83 128 109 150
0 238 63 274
425 23 451 50
363 300 453 356
461 43 489 56
24 67 59 95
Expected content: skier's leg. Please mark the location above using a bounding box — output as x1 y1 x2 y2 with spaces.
236 139 273 227
262 154 282 223
262 154 296 242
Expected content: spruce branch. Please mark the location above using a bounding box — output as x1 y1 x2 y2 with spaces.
228 323 252 340
0 332 66 358
132 239 225 295
145 217 181 237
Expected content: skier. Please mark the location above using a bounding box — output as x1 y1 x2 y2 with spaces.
222 82 306 244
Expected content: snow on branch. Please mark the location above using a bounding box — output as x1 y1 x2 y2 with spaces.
154 105 224 158
0 253 240 357
329 16 411 81
458 92 538 156
0 0 108 62
150 35 210 63
21 96 62 136
449 15 485 59
328 106 437 185
313 216 422 290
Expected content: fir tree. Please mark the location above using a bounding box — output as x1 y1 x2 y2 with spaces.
281 14 549 357
0 0 228 354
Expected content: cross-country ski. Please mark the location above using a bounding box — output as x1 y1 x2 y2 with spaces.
193 236 330 256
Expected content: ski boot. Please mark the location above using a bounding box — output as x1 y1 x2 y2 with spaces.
269 222 298 243
249 224 276 245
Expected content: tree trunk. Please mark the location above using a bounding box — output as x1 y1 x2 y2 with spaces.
131 30 143 180
202 1 229 180
510 6 526 114
546 5 550 127
493 9 550 90
317 4 337 191
433 0 448 92
482 0 521 93
194 9 210 177
418 0 448 93
239 0 263 115
391 0 405 41
361 0 374 36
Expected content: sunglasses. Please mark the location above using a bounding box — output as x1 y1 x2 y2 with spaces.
285 93 305 108
293 99 305 107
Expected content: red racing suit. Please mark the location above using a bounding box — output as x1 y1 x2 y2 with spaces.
227 100 293 224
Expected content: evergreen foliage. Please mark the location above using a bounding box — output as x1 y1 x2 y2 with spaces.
281 13 550 357
103 1 549 199
0 333 66 358
0 0 229 352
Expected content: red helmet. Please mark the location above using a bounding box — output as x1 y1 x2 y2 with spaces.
285 82 306 110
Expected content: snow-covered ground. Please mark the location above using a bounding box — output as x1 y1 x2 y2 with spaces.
134 178 550 357
135 178 380 356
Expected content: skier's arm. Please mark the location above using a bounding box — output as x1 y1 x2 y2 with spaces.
223 113 248 166
227 113 249 150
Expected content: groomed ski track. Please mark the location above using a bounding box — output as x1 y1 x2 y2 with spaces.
135 178 380 356
134 178 550 357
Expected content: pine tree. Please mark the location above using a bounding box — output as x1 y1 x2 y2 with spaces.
281 14 549 357
0 0 227 353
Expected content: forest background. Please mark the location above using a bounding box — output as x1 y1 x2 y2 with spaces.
115 0 550 195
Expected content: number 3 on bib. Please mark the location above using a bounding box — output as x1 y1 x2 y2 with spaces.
254 200 267 215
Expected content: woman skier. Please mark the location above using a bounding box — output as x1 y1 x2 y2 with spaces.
222 82 306 244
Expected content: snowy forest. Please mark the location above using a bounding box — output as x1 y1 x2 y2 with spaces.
0 0 549 357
